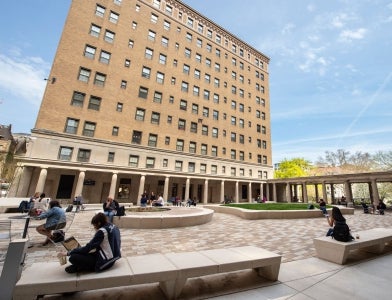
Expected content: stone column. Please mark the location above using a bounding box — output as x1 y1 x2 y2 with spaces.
248 182 252 203
371 179 380 205
203 179 208 204
314 184 319 202
330 184 335 204
266 184 270 202
286 183 291 202
344 181 352 202
35 168 48 194
138 175 146 206
109 172 118 198
74 170 86 198
260 183 264 200
272 183 277 202
322 182 328 203
220 180 225 203
185 177 190 201
163 176 169 202
235 181 239 203
8 165 27 197
302 182 308 203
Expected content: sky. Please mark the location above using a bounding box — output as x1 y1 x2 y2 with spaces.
0 0 391 165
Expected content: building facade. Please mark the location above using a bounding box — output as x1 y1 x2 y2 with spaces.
13 0 272 204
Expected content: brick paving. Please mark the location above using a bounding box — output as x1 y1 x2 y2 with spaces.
2 205 392 271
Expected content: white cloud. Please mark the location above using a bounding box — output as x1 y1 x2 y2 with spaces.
0 53 48 106
339 28 368 42
281 23 295 35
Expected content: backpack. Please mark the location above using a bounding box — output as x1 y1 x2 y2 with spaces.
116 206 125 217
52 230 65 243
65 204 73 212
332 221 353 242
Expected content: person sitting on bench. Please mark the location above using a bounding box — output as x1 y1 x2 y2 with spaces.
36 200 66 246
377 199 387 215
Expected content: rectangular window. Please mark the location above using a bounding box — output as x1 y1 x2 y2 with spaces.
159 53 167 64
192 103 199 114
156 72 164 84
203 107 209 117
108 152 115 162
78 68 90 82
148 30 156 41
88 96 101 111
138 86 148 98
180 99 187 110
135 108 145 121
161 36 169 47
151 112 160 124
146 157 155 168
193 86 199 96
202 125 208 136
211 146 218 156
96 5 105 17
132 131 142 144
104 30 115 43
71 91 85 107
94 72 106 86
84 45 96 59
142 66 151 78
211 165 217 174
82 122 96 137
212 127 218 138
194 69 200 79
65 118 79 134
112 126 119 136
178 119 186 130
129 155 139 167
231 150 236 160
162 158 168 167
190 122 197 133
213 94 219 104
175 160 182 171
109 11 119 23
90 24 101 37
186 32 192 42
201 144 207 155
116 102 123 112
188 162 195 172
77 149 91 162
153 91 162 103
176 139 184 151
181 81 189 92
200 164 207 174
164 20 171 30
189 141 196 153
145 48 153 59
184 48 191 58
148 134 158 147
99 50 111 64
55 150 71 167
151 13 158 23
183 64 190 74
165 136 170 145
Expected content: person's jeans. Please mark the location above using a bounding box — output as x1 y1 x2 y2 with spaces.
326 228 333 236
104 211 116 223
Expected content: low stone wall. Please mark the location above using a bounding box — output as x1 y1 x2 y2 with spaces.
203 205 354 220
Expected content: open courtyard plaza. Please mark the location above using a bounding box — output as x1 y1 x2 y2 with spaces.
2 205 392 299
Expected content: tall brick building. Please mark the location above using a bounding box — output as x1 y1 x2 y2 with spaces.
14 0 272 204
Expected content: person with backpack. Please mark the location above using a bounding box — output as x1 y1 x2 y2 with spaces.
326 206 354 242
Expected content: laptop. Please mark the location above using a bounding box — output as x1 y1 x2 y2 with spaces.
62 236 81 251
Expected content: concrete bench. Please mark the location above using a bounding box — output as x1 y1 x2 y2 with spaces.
313 227 392 264
13 246 281 299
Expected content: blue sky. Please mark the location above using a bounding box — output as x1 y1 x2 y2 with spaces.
0 1 391 164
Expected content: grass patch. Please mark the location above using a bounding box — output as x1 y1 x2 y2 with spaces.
224 203 331 210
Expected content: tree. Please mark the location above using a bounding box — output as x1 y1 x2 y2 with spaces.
373 151 392 170
274 158 313 178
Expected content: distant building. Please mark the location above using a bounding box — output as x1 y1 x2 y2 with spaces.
13 0 272 204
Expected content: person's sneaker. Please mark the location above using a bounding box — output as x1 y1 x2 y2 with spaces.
65 265 78 274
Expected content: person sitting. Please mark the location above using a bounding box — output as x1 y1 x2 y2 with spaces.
36 200 66 246
58 212 121 274
377 200 387 215
361 201 370 214
319 199 328 215
103 196 119 223
140 193 148 207
152 194 164 206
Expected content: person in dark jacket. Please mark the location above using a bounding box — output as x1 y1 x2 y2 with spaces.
59 212 121 273
103 196 120 222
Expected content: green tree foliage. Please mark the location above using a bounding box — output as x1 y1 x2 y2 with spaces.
274 158 312 178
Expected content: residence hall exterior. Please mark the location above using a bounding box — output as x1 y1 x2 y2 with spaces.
12 0 272 205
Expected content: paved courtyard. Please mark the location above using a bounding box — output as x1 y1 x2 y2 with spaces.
1 205 392 299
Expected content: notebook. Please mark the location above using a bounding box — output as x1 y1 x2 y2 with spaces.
62 236 81 251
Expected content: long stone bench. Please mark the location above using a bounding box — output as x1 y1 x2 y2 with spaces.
13 246 281 300
313 227 392 264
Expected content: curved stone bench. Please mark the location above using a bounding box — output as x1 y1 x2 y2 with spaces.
113 207 214 229
204 205 354 220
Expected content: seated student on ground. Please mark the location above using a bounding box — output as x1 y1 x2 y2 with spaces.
36 200 67 246
58 212 121 274
377 199 387 215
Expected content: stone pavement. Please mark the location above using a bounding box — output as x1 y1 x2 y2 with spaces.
1 205 392 299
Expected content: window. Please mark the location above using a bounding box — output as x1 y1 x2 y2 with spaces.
202 125 208 136
161 36 169 47
211 165 217 174
104 30 115 43
99 50 111 64
205 58 211 67
151 112 160 124
153 0 161 8
212 127 218 138
148 30 156 41
90 24 101 37
132 21 137 29
153 91 162 103
183 64 190 74
148 134 158 147
65 118 79 134
165 4 172 15
121 80 127 89
200 164 207 173
181 81 189 92
207 29 212 38
231 150 236 160
178 119 186 130
159 53 167 64
184 48 191 58
203 90 210 100
145 48 153 59
165 137 170 145
78 68 90 82
213 94 219 103
211 146 218 156
193 86 200 96
108 152 115 162
142 66 151 78
231 132 237 142
175 160 183 171
231 116 236 126
82 122 96 137
109 11 119 23
212 110 219 120
231 100 237 110
192 103 199 114
232 57 237 66
164 20 171 30
215 34 221 44
136 4 140 11
195 53 201 63
135 108 145 121
263 156 268 164
187 17 194 28
88 96 101 111
262 126 267 134
239 103 244 112
77 149 91 162
156 72 164 84
124 59 131 67
214 78 220 88
203 107 209 117
176 139 184 151
167 116 172 123
239 135 244 144
186 32 192 42
132 131 142 144
112 126 119 136
138 86 148 98
231 85 237 94
189 141 196 153
262 140 267 149
94 72 106 86
194 69 200 79
239 168 244 176
116 102 123 112
58 147 73 160
180 99 187 110
129 155 139 167
239 119 244 128
71 91 85 107
188 162 195 172
146 157 155 168
84 45 96 59
215 63 220 72
201 144 207 155
198 23 204 33
190 122 197 133
196 38 202 48
95 5 105 17
151 13 158 23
